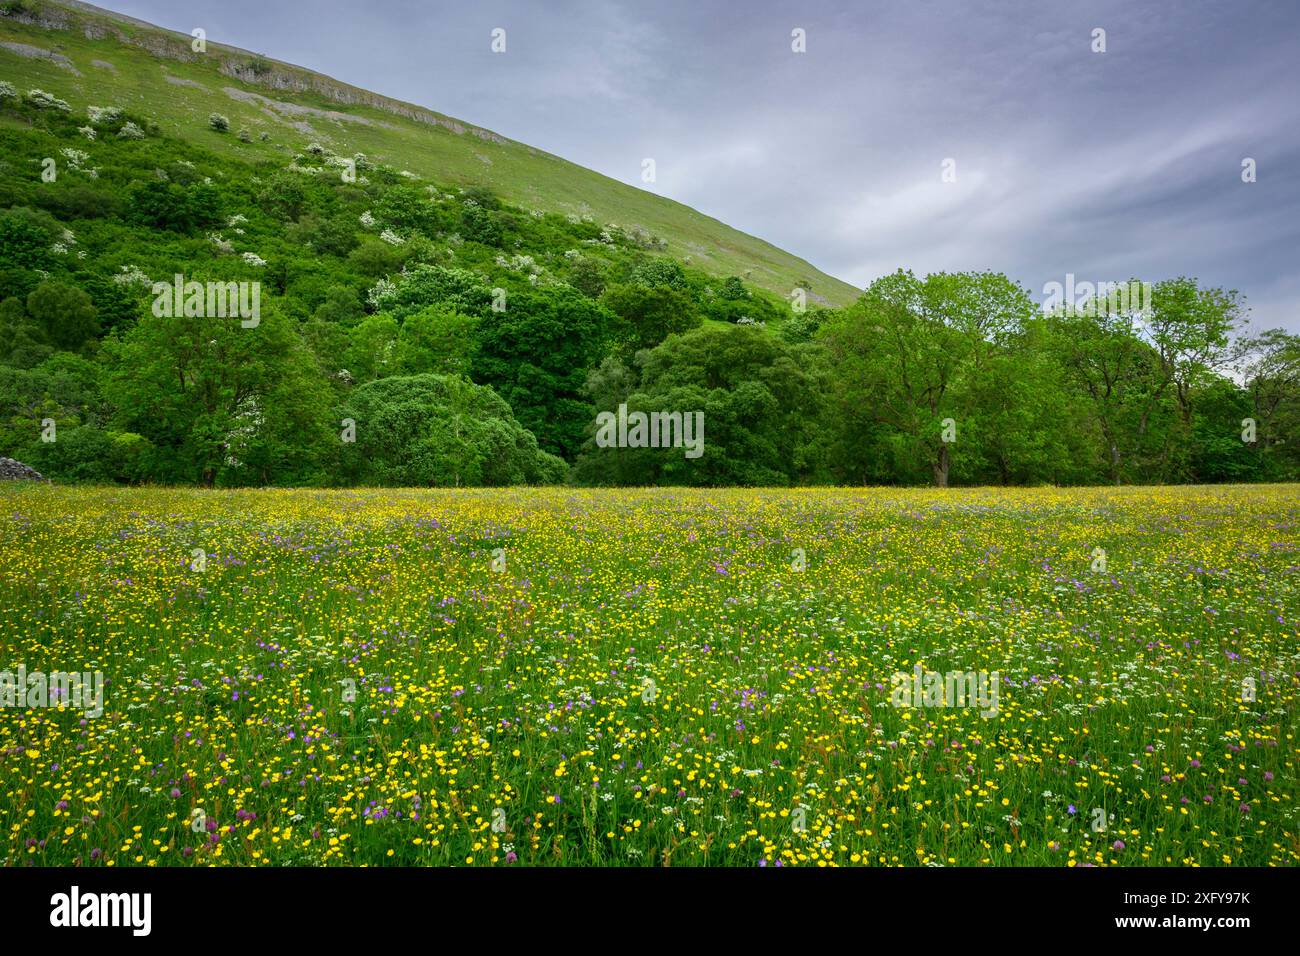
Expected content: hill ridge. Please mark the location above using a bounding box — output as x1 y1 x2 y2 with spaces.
0 0 859 305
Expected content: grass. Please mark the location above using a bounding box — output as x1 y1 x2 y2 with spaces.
0 483 1295 867
0 0 860 306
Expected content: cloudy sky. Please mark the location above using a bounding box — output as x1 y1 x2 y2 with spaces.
106 0 1299 332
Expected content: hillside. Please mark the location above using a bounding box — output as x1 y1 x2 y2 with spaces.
0 0 858 306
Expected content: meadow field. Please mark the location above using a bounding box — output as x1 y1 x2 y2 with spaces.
0 484 1295 867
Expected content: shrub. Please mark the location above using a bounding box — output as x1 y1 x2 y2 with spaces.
23 89 71 112
208 113 230 132
335 373 563 486
26 281 99 351
87 105 124 128
125 180 222 232
0 206 58 269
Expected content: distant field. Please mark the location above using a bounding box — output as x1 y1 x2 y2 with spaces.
0 484 1295 866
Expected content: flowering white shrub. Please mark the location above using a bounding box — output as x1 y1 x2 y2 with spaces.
112 265 152 287
359 210 377 229
306 142 326 156
365 278 396 308
0 81 17 101
77 126 96 141
208 113 230 132
24 89 71 112
379 229 406 246
207 233 234 253
241 252 267 267
495 254 540 274
117 122 145 139
87 105 124 126
59 147 92 171
227 214 247 227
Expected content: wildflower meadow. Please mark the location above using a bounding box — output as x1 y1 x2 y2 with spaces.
1 483 1294 867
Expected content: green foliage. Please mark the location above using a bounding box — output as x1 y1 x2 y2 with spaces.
256 172 308 222
600 283 701 356
459 202 502 246
573 325 823 486
398 305 480 377
0 94 1290 488
0 206 58 269
336 373 563 486
471 285 616 460
26 281 99 352
630 257 688 291
126 179 222 232
371 265 495 320
102 302 331 486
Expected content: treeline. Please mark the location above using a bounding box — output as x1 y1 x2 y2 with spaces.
0 85 1296 487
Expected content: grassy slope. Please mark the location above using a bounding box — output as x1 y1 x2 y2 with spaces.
0 0 860 306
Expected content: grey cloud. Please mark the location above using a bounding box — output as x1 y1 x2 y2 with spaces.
108 0 1300 329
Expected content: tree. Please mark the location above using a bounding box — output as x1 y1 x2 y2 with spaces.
398 305 480 377
718 276 750 301
460 203 502 246
126 180 222 232
103 301 331 485
0 296 51 368
1142 277 1243 428
630 257 688 291
573 325 824 486
600 283 701 356
26 281 99 352
0 207 58 270
369 264 495 320
256 172 308 222
1238 329 1300 478
335 373 565 486
471 285 616 460
1045 306 1175 484
820 270 1035 486
343 314 401 383
567 256 607 298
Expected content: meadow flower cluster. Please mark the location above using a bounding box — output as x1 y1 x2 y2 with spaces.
0 484 1294 867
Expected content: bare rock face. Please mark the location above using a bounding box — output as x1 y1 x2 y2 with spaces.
0 458 45 481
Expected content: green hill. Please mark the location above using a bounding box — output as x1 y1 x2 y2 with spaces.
0 0 857 306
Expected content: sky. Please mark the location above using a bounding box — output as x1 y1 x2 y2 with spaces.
101 0 1300 332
